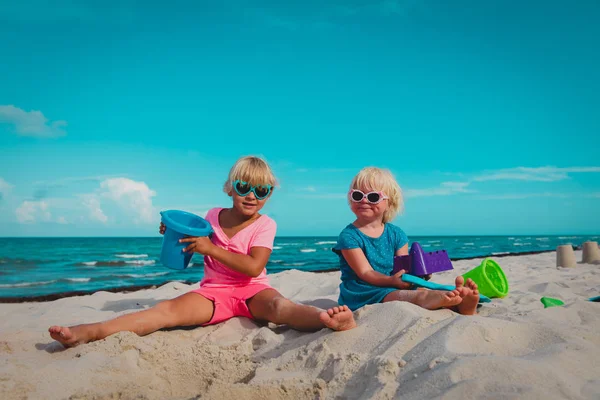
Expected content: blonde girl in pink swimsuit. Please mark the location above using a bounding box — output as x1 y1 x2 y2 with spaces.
49 156 355 347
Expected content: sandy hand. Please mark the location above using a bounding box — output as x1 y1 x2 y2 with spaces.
319 305 356 331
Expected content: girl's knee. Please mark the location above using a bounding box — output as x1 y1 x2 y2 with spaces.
266 296 292 324
153 300 179 326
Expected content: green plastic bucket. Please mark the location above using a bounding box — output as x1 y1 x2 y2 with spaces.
462 258 509 298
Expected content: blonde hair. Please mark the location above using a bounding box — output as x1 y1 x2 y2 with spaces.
223 156 278 195
349 167 404 223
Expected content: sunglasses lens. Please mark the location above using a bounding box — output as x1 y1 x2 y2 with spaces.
367 192 381 203
254 186 270 199
235 182 251 195
351 191 364 202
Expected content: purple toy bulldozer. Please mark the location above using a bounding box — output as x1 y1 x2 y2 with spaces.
392 242 454 277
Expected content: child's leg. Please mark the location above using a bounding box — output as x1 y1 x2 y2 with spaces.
48 292 214 347
246 289 356 332
383 288 462 310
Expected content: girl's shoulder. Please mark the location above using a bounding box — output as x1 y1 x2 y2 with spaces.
385 223 409 244
204 207 224 224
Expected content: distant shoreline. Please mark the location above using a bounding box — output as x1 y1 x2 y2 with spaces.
0 247 570 304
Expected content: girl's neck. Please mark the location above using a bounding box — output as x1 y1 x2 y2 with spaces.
353 218 384 230
226 207 260 225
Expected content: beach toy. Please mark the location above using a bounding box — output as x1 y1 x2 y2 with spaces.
160 210 213 270
556 245 577 268
401 274 491 303
541 297 564 308
582 241 600 263
393 242 454 277
462 258 509 298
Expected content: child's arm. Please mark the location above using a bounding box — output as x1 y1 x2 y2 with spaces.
341 248 411 289
179 236 269 277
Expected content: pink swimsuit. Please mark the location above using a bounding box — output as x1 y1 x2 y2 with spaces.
191 208 277 325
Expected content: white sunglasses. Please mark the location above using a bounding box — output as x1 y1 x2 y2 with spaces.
348 189 389 204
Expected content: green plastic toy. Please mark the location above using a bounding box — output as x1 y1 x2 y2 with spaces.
541 297 565 308
462 258 509 298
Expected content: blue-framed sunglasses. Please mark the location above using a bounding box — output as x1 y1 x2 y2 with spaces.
232 180 272 200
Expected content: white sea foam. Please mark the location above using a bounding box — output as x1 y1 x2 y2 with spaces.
300 249 317 253
273 246 282 250
270 260 283 263
480 245 493 248
125 260 156 266
279 243 301 246
116 254 148 259
66 278 91 283
492 252 510 256
315 241 337 245
0 280 57 288
464 243 475 246
122 272 169 278
284 262 307 266
82 261 97 266
536 238 549 241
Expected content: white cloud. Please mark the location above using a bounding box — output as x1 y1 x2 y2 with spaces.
16 200 51 223
0 105 67 138
304 186 317 192
81 194 108 223
474 166 600 183
100 178 156 223
0 177 13 199
56 216 69 224
476 193 572 200
404 181 474 198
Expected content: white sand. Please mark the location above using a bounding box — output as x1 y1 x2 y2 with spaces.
1 251 599 399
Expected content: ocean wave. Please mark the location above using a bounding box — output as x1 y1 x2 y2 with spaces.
513 243 531 246
126 260 156 266
283 262 307 266
300 249 317 253
116 254 148 259
427 240 440 243
272 246 282 250
76 260 156 267
0 280 57 288
492 252 510 256
270 260 283 263
315 241 337 245
464 243 475 246
536 238 549 241
120 272 169 278
480 245 493 248
278 243 302 246
66 278 91 282
558 236 578 239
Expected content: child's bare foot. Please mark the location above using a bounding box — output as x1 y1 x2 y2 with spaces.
454 276 479 315
414 288 463 310
48 325 90 348
319 305 356 331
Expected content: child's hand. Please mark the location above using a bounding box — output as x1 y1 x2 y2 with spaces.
159 222 166 235
391 269 412 290
180 236 214 256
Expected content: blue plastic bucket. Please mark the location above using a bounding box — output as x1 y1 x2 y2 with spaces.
160 210 213 270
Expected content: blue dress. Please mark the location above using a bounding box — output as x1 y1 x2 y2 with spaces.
334 223 408 311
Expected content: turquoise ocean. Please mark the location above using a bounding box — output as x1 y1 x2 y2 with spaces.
1 235 598 300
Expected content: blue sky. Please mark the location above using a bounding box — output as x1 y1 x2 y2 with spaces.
1 0 599 237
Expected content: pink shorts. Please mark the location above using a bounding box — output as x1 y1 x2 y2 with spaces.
191 284 273 326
